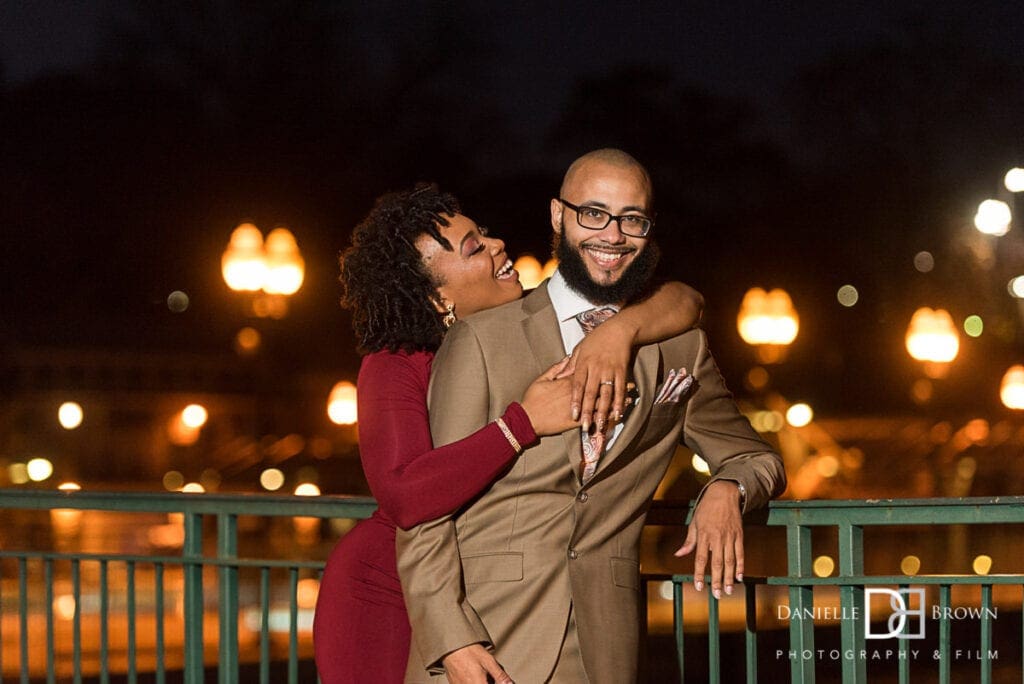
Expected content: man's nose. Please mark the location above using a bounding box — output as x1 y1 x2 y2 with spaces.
595 219 627 244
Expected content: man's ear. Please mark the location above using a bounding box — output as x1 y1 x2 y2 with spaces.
550 198 564 235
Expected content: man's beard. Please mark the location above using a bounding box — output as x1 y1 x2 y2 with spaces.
554 231 661 305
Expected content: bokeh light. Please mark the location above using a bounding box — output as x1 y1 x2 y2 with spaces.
691 453 710 475
1009 276 1024 299
1005 167 1024 193
167 290 189 313
58 481 81 491
900 555 921 575
263 227 305 295
295 483 321 496
972 555 993 575
1000 365 1024 409
737 288 799 346
181 482 205 493
327 381 358 425
163 470 185 491
905 307 959 363
27 457 54 482
222 223 267 291
235 327 262 356
58 402 84 430
513 255 543 289
813 556 835 577
974 199 1011 236
181 404 208 429
786 403 813 427
260 468 286 491
963 315 983 337
9 463 29 485
836 285 859 307
913 251 934 273
815 454 839 478
744 366 769 391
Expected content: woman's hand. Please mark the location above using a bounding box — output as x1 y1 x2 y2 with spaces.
559 316 637 434
520 357 579 436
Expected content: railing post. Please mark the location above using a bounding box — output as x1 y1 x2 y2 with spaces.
183 512 204 684
218 514 239 684
787 523 814 684
837 522 865 683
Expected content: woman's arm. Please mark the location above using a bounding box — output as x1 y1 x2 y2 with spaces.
565 281 704 431
356 352 575 530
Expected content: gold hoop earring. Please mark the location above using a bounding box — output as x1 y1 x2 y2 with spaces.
442 302 457 329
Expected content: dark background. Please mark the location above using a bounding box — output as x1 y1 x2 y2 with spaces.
3 1 1023 416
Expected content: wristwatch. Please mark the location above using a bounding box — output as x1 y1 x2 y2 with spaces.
735 481 747 510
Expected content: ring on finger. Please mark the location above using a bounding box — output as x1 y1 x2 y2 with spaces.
599 380 614 387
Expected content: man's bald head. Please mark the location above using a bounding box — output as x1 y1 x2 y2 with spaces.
559 148 653 208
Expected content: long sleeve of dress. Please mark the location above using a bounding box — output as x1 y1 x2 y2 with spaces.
356 350 536 530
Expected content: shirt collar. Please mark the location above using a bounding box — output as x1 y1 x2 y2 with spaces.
548 269 601 323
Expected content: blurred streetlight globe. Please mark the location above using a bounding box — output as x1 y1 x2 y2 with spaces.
737 288 799 346
222 223 268 291
263 227 305 295
513 255 543 289
973 199 1011 236
181 404 208 429
1000 365 1024 410
328 381 358 425
905 308 959 363
1004 167 1024 193
58 402 84 429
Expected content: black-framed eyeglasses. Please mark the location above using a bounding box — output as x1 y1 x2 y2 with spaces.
557 199 654 237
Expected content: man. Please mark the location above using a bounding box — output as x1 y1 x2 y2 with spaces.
397 149 786 683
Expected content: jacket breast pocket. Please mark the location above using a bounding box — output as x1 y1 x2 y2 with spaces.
610 557 640 591
463 551 524 584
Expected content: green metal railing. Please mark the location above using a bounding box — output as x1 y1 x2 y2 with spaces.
646 497 1024 683
1 492 1022 683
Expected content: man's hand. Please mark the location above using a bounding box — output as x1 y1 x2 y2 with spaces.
441 644 513 684
674 480 744 598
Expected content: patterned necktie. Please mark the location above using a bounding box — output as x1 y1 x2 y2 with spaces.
575 306 619 483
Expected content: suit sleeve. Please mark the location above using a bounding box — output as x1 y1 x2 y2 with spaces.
680 330 787 512
358 352 535 530
395 323 496 674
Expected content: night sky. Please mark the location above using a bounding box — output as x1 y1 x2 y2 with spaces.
2 1 1023 414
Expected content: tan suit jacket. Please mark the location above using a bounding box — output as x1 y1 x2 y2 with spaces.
397 281 785 683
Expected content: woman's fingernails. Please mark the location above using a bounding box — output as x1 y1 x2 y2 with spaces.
572 406 580 420
694 580 703 592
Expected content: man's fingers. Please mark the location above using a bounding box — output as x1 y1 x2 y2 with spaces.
735 529 745 582
480 656 513 684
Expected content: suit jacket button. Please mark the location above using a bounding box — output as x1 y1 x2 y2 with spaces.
577 492 589 503
568 549 579 560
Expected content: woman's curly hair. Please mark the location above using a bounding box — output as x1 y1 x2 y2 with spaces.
339 183 461 354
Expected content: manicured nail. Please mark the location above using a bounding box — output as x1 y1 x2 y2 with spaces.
610 410 620 421
713 588 722 599
596 419 604 432
725 585 733 596
572 405 580 421
736 573 744 582
694 580 703 592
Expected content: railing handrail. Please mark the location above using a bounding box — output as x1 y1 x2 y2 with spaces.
0 488 378 517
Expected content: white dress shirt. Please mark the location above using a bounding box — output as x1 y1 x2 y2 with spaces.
547 269 626 450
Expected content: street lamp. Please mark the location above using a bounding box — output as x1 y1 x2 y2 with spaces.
221 223 305 318
327 381 358 425
512 255 559 290
737 287 799 363
905 307 960 364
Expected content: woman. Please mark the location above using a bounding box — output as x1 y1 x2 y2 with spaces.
313 184 703 683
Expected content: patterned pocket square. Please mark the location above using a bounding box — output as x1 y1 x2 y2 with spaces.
654 367 693 404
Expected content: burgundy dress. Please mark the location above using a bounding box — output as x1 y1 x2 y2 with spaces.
313 350 536 683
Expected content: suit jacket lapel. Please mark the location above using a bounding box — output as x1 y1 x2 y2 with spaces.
520 282 584 474
590 342 662 482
